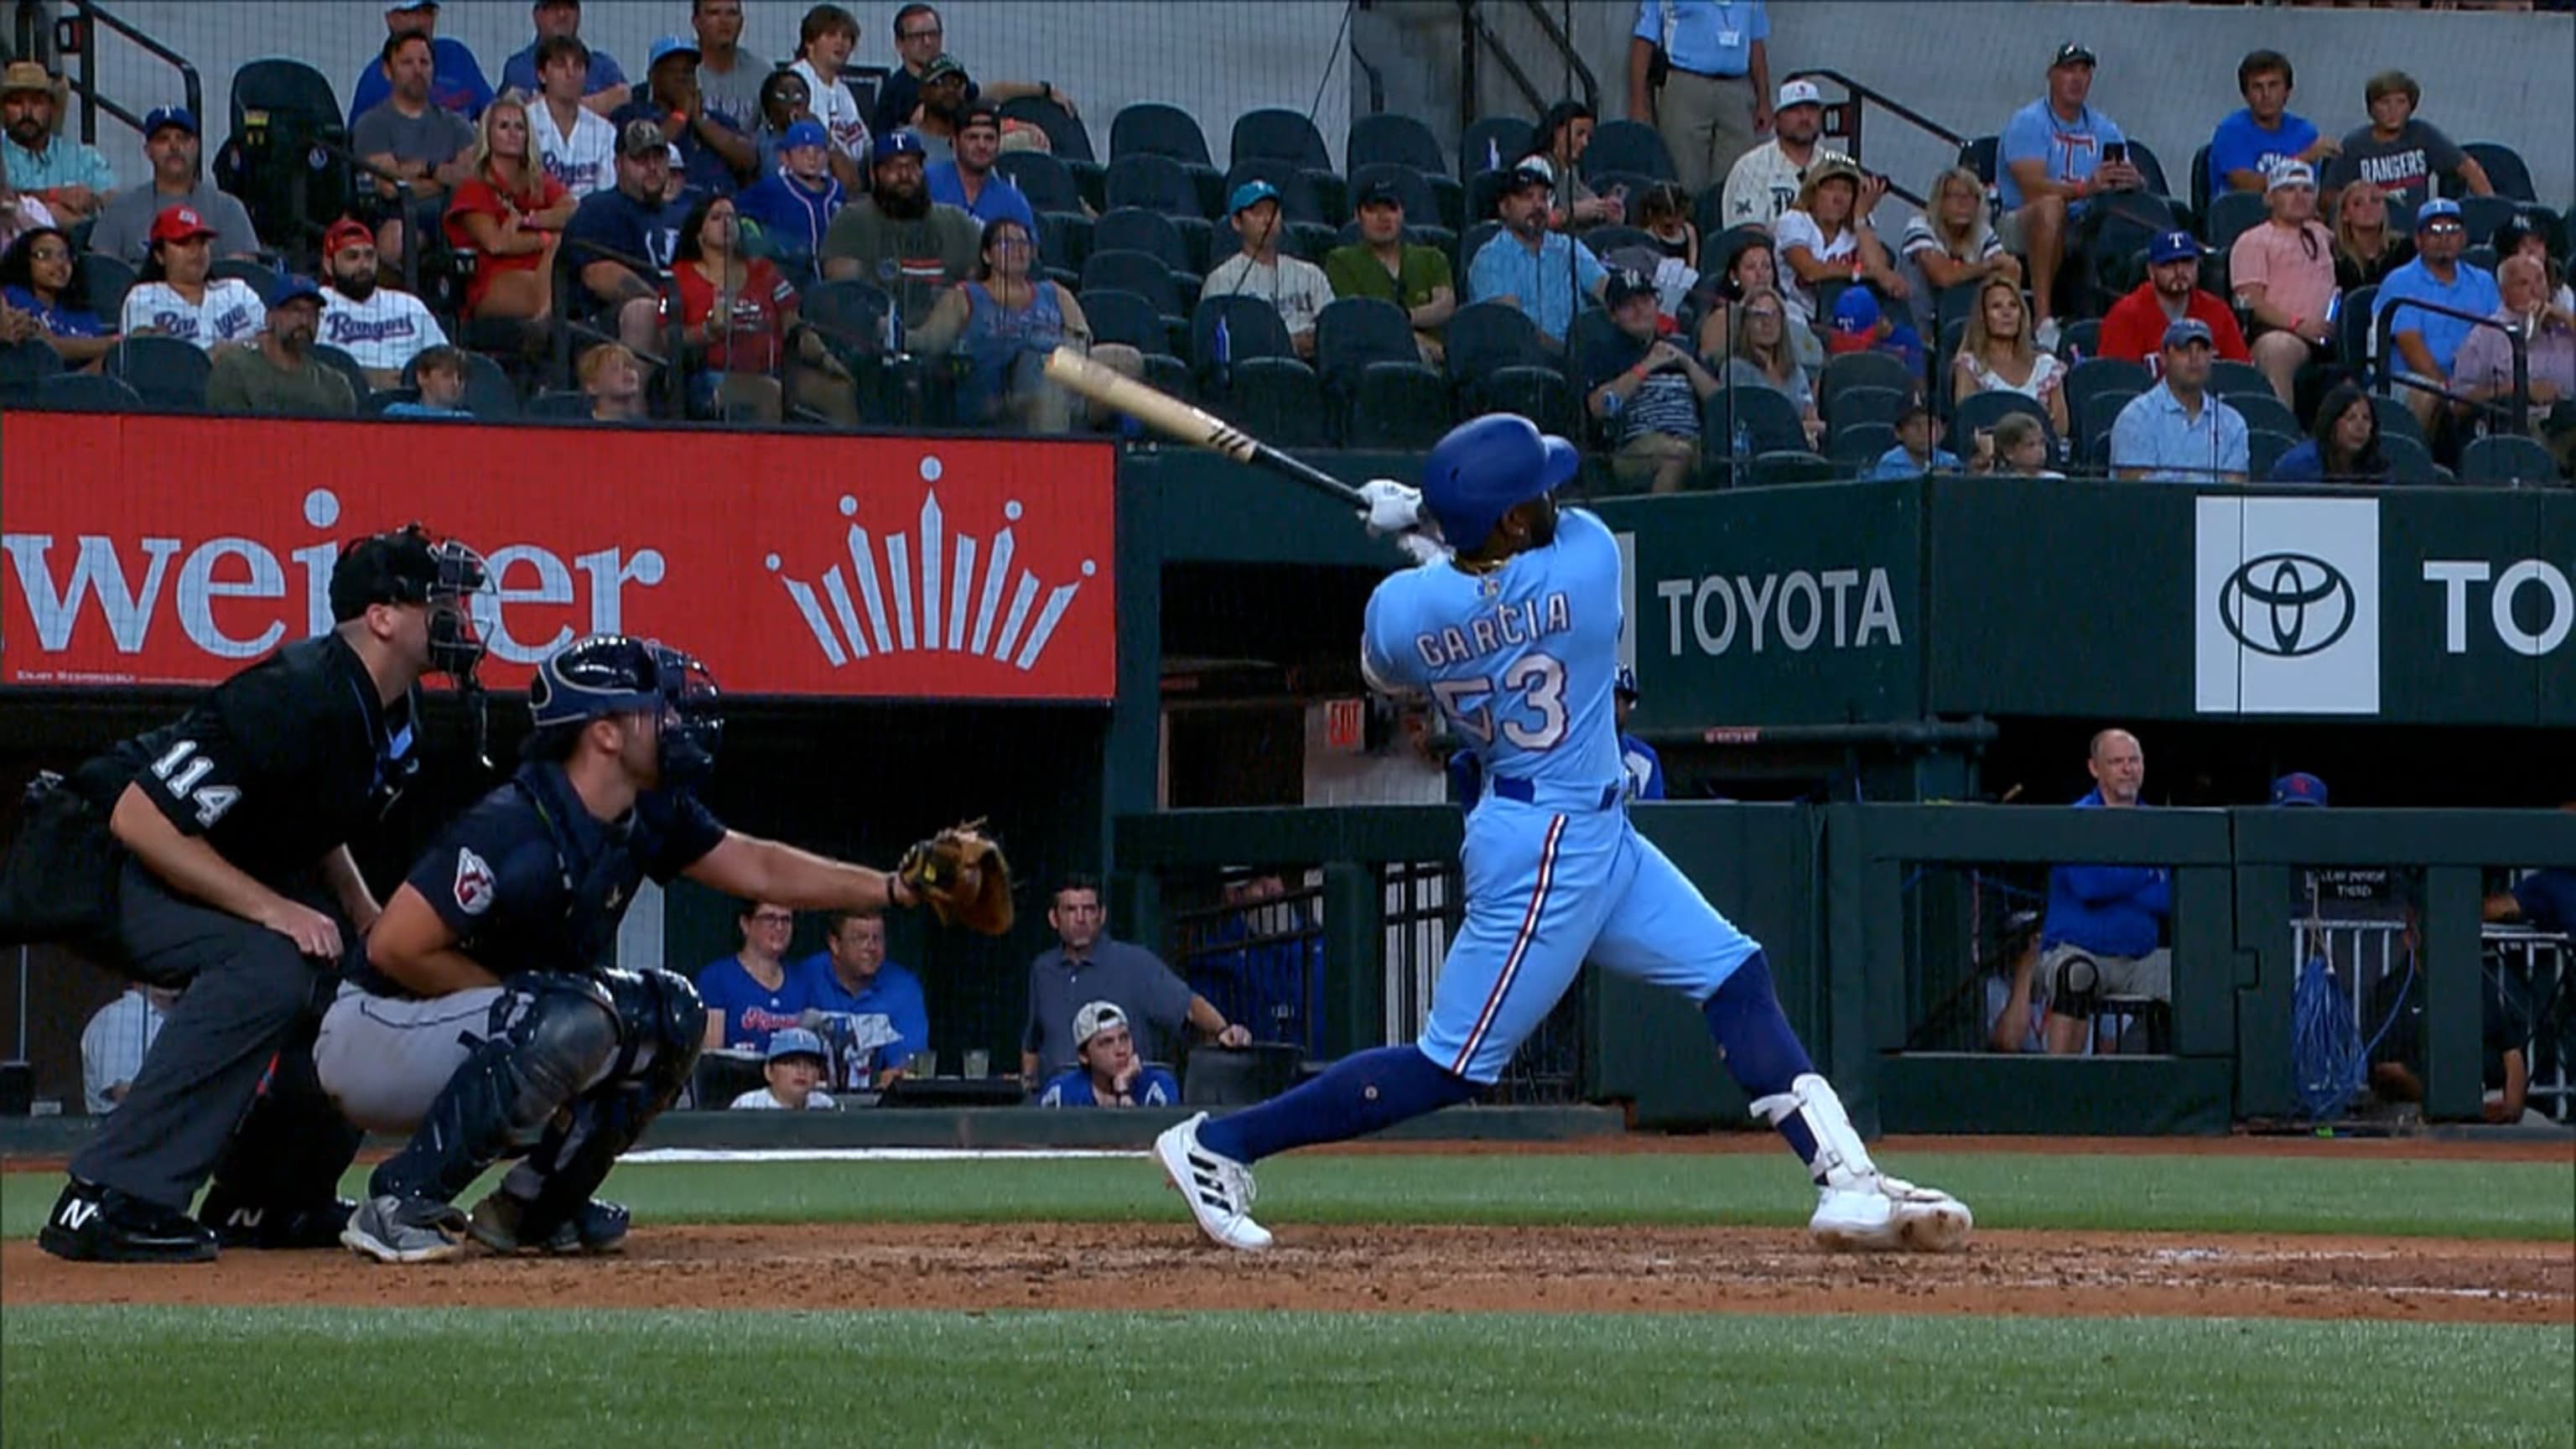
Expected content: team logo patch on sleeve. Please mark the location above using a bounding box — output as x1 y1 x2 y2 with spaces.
454 848 496 916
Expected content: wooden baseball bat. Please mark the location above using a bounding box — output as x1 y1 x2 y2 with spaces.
1041 346 1364 507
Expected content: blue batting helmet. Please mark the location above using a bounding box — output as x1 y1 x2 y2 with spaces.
1420 413 1580 553
1613 665 1639 699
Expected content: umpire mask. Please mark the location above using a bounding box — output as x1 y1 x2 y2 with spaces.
330 523 494 685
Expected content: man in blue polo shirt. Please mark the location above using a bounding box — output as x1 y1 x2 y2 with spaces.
1021 876 1248 1085
1467 159 1607 346
2038 728 2171 1055
1624 0 1771 198
2375 198 2501 433
795 909 930 1090
925 104 1034 232
347 1 491 126
2207 49 2334 196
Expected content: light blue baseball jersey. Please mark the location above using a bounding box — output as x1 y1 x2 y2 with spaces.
1363 507 1626 804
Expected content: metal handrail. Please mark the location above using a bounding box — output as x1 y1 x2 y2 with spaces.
1783 67 1970 212
1515 0 1596 116
2371 289 2532 434
1458 1 1551 123
56 0 200 149
1351 40 1384 117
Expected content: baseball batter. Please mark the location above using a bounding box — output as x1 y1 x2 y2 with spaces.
1157 413 1971 1253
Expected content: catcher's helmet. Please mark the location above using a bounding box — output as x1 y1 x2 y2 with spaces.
1420 413 1580 553
530 634 724 786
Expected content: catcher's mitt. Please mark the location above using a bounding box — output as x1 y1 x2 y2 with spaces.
897 821 1015 934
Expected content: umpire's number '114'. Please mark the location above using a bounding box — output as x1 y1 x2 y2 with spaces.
1433 653 1570 750
150 740 241 828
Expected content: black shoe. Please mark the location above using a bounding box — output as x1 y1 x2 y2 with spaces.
200 1194 358 1250
37 1178 219 1265
469 1193 630 1255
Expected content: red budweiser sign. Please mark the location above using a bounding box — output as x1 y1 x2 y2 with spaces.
0 414 1116 699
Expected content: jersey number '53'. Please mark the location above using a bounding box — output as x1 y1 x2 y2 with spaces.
1432 652 1568 750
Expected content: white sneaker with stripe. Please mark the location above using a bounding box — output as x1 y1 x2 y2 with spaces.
1155 1112 1274 1252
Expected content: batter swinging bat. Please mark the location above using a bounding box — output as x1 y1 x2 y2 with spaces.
1041 346 1364 507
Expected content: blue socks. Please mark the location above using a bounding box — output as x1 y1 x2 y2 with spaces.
1198 1045 1476 1164
1701 951 1823 1169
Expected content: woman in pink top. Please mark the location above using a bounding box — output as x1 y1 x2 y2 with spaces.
2230 161 2337 408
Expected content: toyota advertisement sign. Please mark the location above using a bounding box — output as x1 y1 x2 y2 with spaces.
2194 496 2381 714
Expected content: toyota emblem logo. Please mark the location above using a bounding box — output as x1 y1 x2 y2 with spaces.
2219 552 2356 657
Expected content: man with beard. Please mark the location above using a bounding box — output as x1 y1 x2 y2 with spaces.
1466 160 1607 347
87 106 260 265
1718 80 1856 233
564 122 687 355
206 275 356 417
0 60 112 223
2097 230 2248 371
317 218 448 389
610 36 753 200
873 4 1072 137
819 129 978 329
906 54 971 167
924 104 1031 232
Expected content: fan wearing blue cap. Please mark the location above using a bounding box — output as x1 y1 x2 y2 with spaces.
1202 176 1335 360
2108 314 2251 482
609 35 754 197
730 1028 839 1111
84 103 263 266
2098 228 2251 366
818 128 982 327
2374 195 2503 432
1153 415 1976 1257
735 117 848 279
204 273 358 419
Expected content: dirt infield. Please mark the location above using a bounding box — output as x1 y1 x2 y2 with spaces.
7 1225 2569 1325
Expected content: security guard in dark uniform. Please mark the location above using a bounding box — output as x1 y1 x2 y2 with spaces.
32 524 489 1264
316 634 949 1262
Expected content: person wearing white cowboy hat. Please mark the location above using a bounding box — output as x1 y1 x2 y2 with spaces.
1 59 114 221
1717 77 1856 233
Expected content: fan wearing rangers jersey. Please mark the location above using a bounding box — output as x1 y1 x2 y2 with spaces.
318 219 448 387
118 205 262 350
530 34 617 199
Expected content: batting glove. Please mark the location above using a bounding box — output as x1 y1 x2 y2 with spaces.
1356 479 1424 537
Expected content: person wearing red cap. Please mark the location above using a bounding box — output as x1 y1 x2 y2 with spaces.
319 217 448 390
119 205 264 351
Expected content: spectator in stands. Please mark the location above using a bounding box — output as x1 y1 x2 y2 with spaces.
0 148 54 253
699 900 808 1052
1038 1001 1180 1109
2209 49 2336 196
1693 234 1820 379
80 984 178 1116
348 1 492 127
1989 412 2064 479
0 60 112 224
1896 166 2018 338
1625 0 1770 199
748 69 817 181
501 0 628 115
1529 101 1622 232
2111 319 2251 482
915 215 1120 431
122 206 265 351
820 129 979 327
670 191 854 423
0 226 112 368
1325 176 1456 367
906 55 979 168
790 3 871 193
1953 274 2070 438
2271 382 2390 483
379 342 472 418
578 338 648 420
1584 267 1719 494
1203 179 1333 361
1775 158 1903 330
2452 253 2576 465
795 909 927 1090
1997 42 2142 352
1636 181 1698 269
1982 909 2048 1055
206 274 356 418
86 106 258 266
737 120 845 286
2038 729 2169 1056
2324 70 2490 216
2231 161 2338 408
445 96 575 332
1021 875 1248 1085
529 36 616 200
566 122 685 356
317 219 446 389
2099 231 2249 371
874 4 1072 137
613 36 755 200
1825 285 1923 372
2329 179 2413 293
1872 397 1961 478
2378 198 2501 431
692 0 772 133
730 1027 839 1109
356 32 481 275
925 104 1033 231
2491 216 2576 316
1718 286 1825 449
1469 160 1607 347
1717 78 1848 234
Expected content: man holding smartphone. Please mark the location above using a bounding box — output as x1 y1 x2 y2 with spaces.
1583 268 1722 494
1997 42 2142 352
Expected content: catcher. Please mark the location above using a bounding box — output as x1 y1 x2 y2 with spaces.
312 633 1010 1263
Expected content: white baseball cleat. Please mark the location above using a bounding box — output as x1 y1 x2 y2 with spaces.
1155 1112 1273 1252
1810 1173 1975 1253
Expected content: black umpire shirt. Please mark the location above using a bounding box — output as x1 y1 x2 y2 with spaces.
348 760 725 997
75 632 416 893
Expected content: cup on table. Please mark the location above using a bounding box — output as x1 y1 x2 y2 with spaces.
963 1049 990 1078
911 1050 938 1078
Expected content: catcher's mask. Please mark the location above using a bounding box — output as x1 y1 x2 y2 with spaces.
530 634 724 788
330 522 492 684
